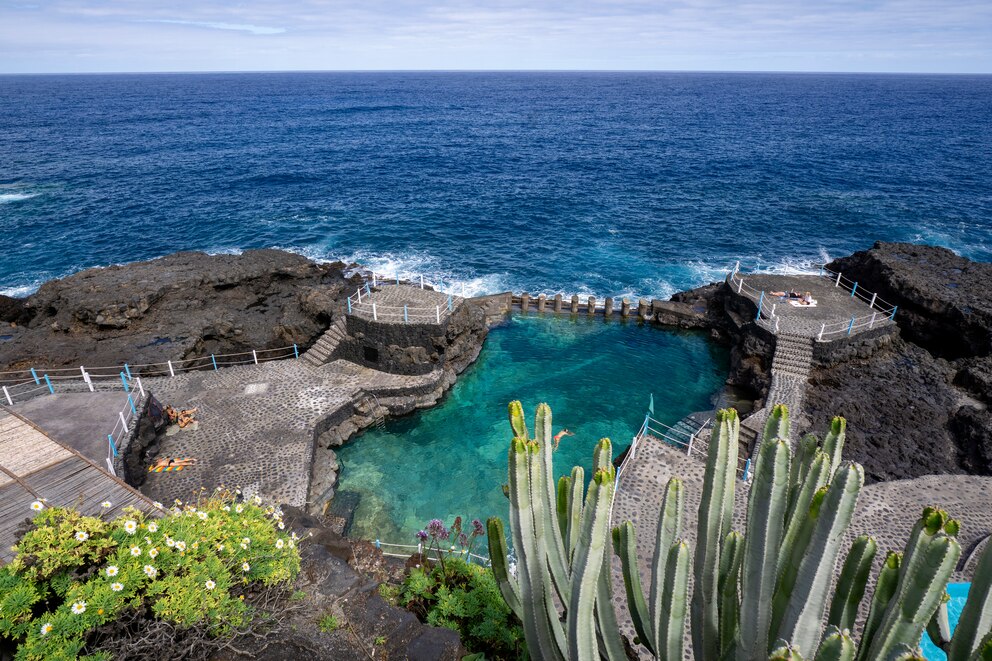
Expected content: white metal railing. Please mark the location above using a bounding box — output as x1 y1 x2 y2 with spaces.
372 539 490 566
817 265 897 312
346 282 456 324
727 265 779 329
0 344 301 390
105 376 146 476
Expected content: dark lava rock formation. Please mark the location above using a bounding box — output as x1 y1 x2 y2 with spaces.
0 250 357 373
806 242 992 480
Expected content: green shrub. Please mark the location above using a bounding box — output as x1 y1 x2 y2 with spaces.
399 557 525 660
317 613 339 633
0 491 301 660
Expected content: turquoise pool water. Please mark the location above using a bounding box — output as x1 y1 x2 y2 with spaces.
335 312 730 543
921 582 971 660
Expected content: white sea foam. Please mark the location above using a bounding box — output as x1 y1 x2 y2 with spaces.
0 192 38 204
0 282 42 298
204 247 245 256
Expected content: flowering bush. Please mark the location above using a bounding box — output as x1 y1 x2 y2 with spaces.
0 491 300 661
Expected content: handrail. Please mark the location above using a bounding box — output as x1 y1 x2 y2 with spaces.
0 343 301 389
372 539 490 566
346 282 457 324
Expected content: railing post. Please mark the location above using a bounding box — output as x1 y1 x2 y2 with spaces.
742 458 751 482
119 410 128 431
404 305 408 323
124 363 132 379
128 394 137 416
253 350 258 365
835 271 842 287
436 306 441 323
818 323 825 342
2 386 12 406
448 295 453 311
733 260 740 275
819 265 824 276
847 316 855 336
372 303 378 321
686 431 694 456
210 354 218 370
851 282 858 298
737 277 744 294
168 360 175 377
108 434 118 457
756 291 764 321
120 372 130 392
357 287 362 303
347 298 352 314
372 273 377 287
420 275 424 289
869 293 877 309
293 344 299 359
80 365 87 377
890 306 898 320
136 377 145 397
869 312 877 329
774 317 780 333
375 539 381 550
83 371 94 392
366 283 371 296
30 368 40 385
771 303 776 317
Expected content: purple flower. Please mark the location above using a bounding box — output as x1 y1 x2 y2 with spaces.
472 519 485 537
416 530 428 542
427 519 449 540
458 532 469 547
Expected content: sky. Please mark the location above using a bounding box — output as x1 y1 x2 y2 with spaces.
1 0 990 74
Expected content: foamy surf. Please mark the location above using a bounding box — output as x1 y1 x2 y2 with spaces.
0 192 38 204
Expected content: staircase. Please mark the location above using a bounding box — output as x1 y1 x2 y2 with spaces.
301 317 347 367
739 333 814 455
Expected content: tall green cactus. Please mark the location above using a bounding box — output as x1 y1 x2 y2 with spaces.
488 401 992 661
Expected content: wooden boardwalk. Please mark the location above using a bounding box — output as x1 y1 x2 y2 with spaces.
0 409 161 565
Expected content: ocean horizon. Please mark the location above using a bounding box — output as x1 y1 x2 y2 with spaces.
2 71 990 298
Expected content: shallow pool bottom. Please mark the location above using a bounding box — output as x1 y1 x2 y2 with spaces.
334 312 730 544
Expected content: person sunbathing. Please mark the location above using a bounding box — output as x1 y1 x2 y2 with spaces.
151 456 197 469
771 290 801 299
177 408 198 429
799 291 815 305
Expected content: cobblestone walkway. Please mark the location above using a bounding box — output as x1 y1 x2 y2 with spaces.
140 358 443 508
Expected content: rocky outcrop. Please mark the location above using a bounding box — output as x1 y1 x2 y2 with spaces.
0 250 358 373
827 242 992 360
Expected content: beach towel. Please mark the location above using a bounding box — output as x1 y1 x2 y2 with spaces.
788 299 818 308
149 464 185 472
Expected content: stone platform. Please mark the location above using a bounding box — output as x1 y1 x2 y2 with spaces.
140 358 445 508
350 285 459 324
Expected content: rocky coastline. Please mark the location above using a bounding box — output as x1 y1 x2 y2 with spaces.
2 242 989 488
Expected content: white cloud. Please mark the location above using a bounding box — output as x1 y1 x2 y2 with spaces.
142 19 285 35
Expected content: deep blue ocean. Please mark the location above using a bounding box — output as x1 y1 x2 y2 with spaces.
1 72 990 298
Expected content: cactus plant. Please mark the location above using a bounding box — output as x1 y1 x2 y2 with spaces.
488 402 992 661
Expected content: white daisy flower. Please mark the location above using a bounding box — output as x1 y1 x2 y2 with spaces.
241 562 250 572
275 539 285 549
123 520 137 534
222 505 231 512
175 541 187 552
235 504 244 513
198 512 208 521
143 565 157 578
111 582 123 592
40 623 53 636
153 501 164 509
130 546 141 557
100 501 112 508
205 579 216 590
149 548 159 559
240 542 248 550
253 495 262 505
165 537 175 547
30 501 44 511
71 601 87 615
148 522 158 533
278 522 285 530
242 537 250 545
75 531 89 542
217 543 225 551
289 540 296 549
106 566 119 577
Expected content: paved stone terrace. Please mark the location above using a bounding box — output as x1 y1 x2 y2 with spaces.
140 357 444 508
350 285 460 324
611 435 992 657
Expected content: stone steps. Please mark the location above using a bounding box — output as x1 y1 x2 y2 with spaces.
302 318 348 367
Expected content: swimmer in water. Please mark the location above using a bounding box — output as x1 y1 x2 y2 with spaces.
553 428 574 449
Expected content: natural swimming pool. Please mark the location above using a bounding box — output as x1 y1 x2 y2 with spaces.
921 582 971 660
334 312 730 544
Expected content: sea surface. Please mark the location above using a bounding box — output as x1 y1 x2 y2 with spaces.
1 72 991 298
